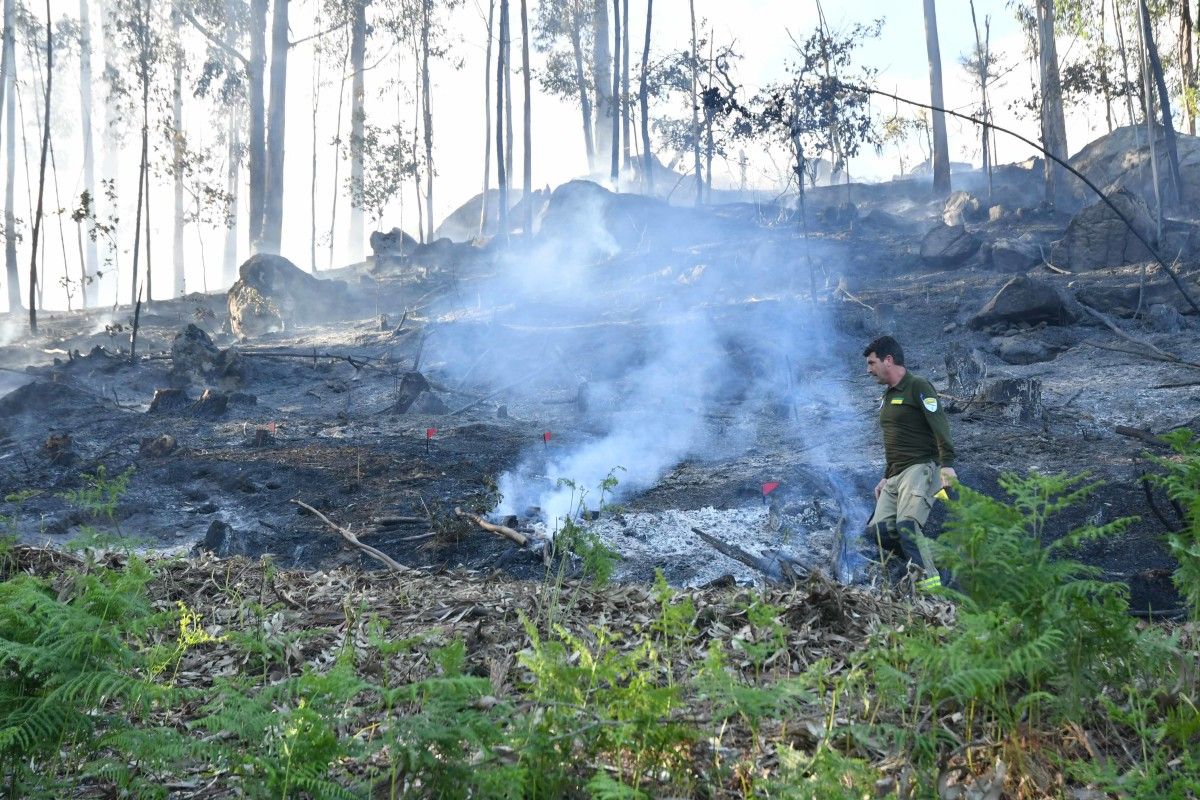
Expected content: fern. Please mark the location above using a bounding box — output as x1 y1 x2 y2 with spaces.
1148 429 1200 619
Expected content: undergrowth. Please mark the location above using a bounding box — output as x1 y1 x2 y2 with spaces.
0 459 1196 797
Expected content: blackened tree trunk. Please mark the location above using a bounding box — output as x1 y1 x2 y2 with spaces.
639 0 652 194
479 0 494 237
1036 0 1069 205
593 0 612 167
349 0 366 260
29 0 51 333
520 0 532 235
1140 0 1184 206
609 0 620 183
923 0 950 195
130 0 151 305
688 0 701 204
2 0 17 312
568 21 594 171
247 0 266 251
497 0 509 239
261 0 288 254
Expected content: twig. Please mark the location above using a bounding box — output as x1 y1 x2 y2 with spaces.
1081 339 1200 370
291 499 414 573
1077 300 1181 361
454 507 532 547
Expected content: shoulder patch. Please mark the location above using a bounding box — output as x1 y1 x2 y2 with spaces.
922 395 939 413
890 397 905 405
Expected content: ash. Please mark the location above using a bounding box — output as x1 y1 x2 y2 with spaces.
581 501 838 587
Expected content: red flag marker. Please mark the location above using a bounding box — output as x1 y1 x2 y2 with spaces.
543 431 551 442
268 421 276 435
425 427 436 455
761 481 780 504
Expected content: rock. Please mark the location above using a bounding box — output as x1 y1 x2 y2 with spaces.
854 208 907 231
139 434 178 458
944 344 988 399
227 253 353 339
920 223 981 268
148 388 189 414
974 378 1044 422
968 276 1073 329
170 324 219 376
412 392 448 414
992 336 1058 365
194 520 254 558
369 227 419 260
989 237 1041 273
818 202 858 227
190 389 228 420
1048 189 1157 271
1145 303 1184 333
942 191 982 226
987 205 1008 222
0 381 96 418
1066 124 1200 209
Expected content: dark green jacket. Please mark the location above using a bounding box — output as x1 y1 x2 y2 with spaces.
879 371 955 478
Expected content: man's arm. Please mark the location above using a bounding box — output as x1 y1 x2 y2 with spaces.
916 379 956 472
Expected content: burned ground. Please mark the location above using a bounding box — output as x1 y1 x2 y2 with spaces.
1 145 1198 614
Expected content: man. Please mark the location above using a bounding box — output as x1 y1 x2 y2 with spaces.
863 335 957 591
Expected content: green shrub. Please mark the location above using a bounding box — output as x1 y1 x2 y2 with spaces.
1148 429 1200 619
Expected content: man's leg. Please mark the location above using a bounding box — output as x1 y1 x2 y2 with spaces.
864 477 905 584
895 462 940 589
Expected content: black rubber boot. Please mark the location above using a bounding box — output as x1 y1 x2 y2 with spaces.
896 520 941 591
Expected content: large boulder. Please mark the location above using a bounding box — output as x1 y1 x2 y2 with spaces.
1067 124 1200 209
1048 189 1157 271
227 254 352 339
170 324 246 387
942 191 983 226
919 223 981 268
968 276 1074 329
369 227 419 261
989 236 1041 273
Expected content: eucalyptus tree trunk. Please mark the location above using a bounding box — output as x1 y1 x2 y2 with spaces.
620 0 630 171
29 0 51 333
592 0 612 168
349 0 365 260
568 18 594 171
504 18 513 184
1112 0 1139 129
609 0 620 184
261 0 289 254
130 0 151 305
639 0 653 195
421 0 434 242
1183 0 1196 135
1140 0 1183 207
923 0 950 195
496 0 509 239
223 107 241 285
78 0 98 306
248 0 267 250
172 0 185 296
3 0 18 312
1036 0 1069 205
520 0 532 235
479 0 494 238
688 0 701 205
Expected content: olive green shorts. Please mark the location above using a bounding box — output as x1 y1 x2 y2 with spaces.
868 461 939 530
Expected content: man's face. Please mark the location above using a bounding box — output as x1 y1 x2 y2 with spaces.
865 352 892 385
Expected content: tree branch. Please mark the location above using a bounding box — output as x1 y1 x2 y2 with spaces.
182 8 249 68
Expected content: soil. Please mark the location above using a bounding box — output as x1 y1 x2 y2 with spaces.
2 169 1196 613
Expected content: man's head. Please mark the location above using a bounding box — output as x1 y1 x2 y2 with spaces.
863 335 905 386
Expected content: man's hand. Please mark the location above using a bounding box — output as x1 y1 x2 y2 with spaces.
874 477 887 500
939 467 958 490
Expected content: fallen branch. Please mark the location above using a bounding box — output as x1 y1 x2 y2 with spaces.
455 507 530 547
1081 339 1200 370
692 527 804 586
1076 300 1184 363
291 499 413 573
1115 425 1169 447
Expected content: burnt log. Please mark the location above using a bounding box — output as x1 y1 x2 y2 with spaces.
392 371 432 414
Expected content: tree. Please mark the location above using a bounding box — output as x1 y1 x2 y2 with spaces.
171 0 186 295
609 0 620 184
1183 0 1196 135
348 0 366 260
479 0 494 238
520 0 531 235
1036 0 1069 204
639 0 652 193
2 0 17 312
78 0 99 306
29 0 51 332
1138 0 1183 208
961 0 1004 198
496 0 509 238
532 0 595 171
258 0 289 254
922 0 950 195
592 0 611 166
688 0 700 203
